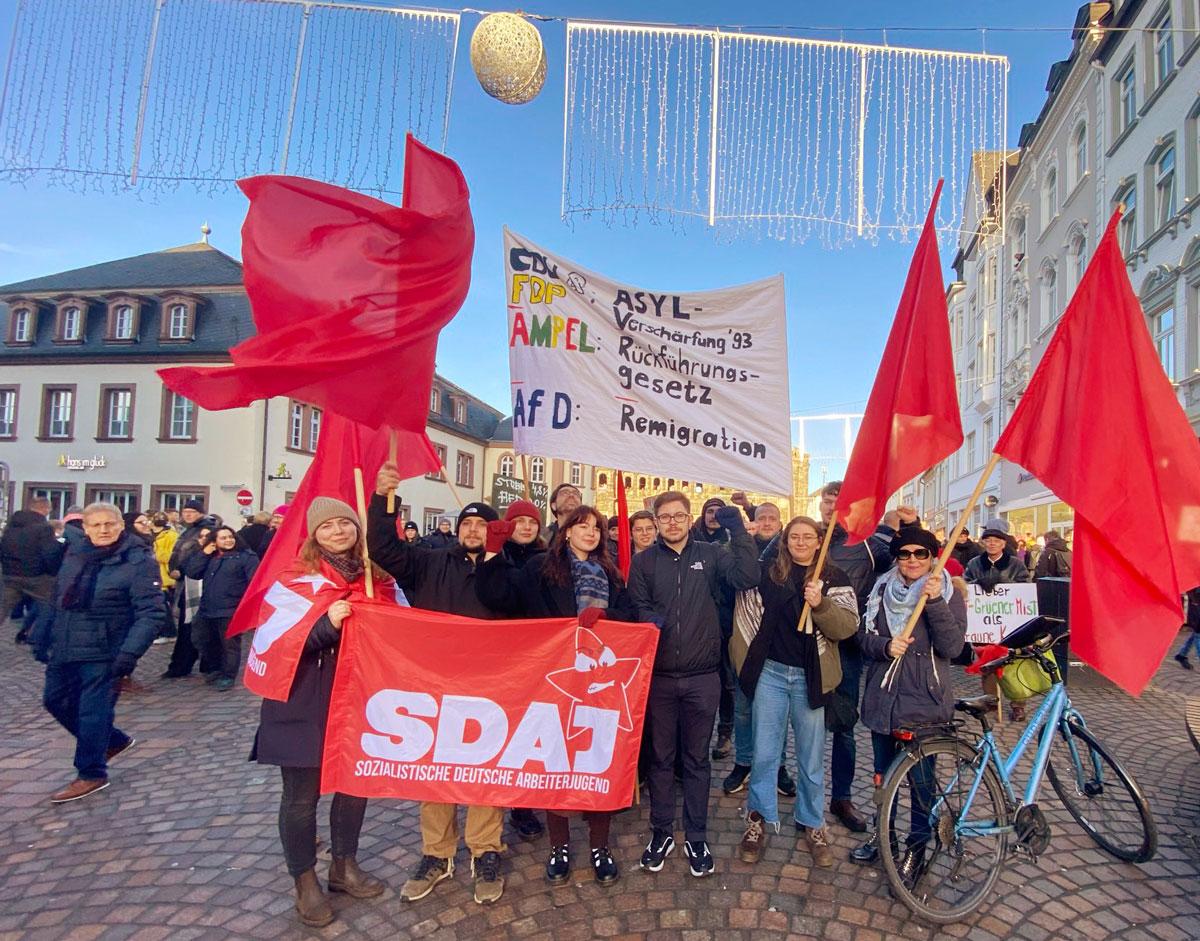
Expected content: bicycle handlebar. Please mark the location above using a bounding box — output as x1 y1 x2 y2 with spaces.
976 630 1071 675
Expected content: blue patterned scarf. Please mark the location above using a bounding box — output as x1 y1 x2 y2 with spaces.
570 557 609 613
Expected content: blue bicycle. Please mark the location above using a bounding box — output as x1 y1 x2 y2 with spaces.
877 629 1157 924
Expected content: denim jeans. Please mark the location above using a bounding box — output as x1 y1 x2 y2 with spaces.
734 682 789 769
830 644 862 800
43 660 130 780
1180 633 1200 659
747 660 826 829
871 732 936 845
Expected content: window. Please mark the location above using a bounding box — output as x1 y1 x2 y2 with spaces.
0 387 16 437
9 307 33 343
1151 306 1176 379
160 389 196 441
309 408 321 450
599 472 609 488
150 487 208 513
86 487 139 513
106 300 139 341
570 463 582 487
161 299 195 341
423 508 444 533
429 388 440 413
426 443 447 480
1155 146 1177 228
1072 123 1087 187
1116 59 1136 134
983 417 994 452
1152 9 1174 86
498 453 515 478
24 484 74 519
1117 183 1138 254
982 331 996 383
60 306 82 342
966 432 977 472
289 402 303 449
40 386 74 439
530 457 545 484
456 451 474 487
99 386 134 440
452 398 467 423
1012 216 1027 259
985 256 997 305
1040 261 1058 323
1041 167 1058 226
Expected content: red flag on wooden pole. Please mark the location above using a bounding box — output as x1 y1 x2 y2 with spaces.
994 210 1200 694
834 180 963 543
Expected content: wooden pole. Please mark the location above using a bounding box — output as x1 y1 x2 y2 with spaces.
386 430 399 514
520 453 533 501
353 467 375 599
881 451 1001 686
441 463 467 510
796 514 839 633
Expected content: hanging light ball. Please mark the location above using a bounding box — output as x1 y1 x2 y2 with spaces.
470 12 546 105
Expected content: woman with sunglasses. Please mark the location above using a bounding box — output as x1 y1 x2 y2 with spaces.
852 525 966 889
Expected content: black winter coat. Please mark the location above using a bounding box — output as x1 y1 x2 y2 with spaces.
182 548 259 619
1 511 64 577
238 523 271 558
951 540 984 568
964 551 1031 591
1034 537 1072 580
367 494 497 618
628 531 759 677
476 551 637 620
168 522 207 575
859 586 967 735
49 536 162 664
252 615 341 768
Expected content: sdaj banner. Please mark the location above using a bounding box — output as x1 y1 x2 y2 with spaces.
320 604 658 811
503 228 792 495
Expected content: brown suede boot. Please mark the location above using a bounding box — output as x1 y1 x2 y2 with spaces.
328 856 385 898
294 869 335 927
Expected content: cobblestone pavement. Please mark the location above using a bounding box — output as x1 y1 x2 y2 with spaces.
1 626 1198 941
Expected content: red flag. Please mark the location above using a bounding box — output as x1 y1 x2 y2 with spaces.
616 470 631 580
994 211 1200 695
159 134 473 432
226 413 436 638
835 180 963 542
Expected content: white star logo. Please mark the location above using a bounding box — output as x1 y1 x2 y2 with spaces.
293 574 336 595
545 626 642 739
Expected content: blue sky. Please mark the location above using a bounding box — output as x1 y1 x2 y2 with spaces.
0 0 1078 443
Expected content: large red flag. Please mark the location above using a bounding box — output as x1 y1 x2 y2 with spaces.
226 413 436 638
835 180 963 542
159 133 473 432
994 211 1200 694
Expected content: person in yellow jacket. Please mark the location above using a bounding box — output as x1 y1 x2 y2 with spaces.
149 513 178 644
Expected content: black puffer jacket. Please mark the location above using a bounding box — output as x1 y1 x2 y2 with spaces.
0 511 64 577
628 529 759 677
964 551 1030 591
49 536 162 664
182 548 259 618
1034 536 1072 580
476 550 637 620
167 521 208 575
367 494 497 618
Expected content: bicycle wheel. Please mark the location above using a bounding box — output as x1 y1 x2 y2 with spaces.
878 737 1010 924
1045 717 1157 863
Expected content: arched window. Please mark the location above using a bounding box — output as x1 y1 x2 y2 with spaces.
530 457 545 484
1115 181 1137 255
1067 229 1087 291
1041 167 1058 226
498 453 514 478
1072 122 1087 188
1154 146 1176 228
1040 260 1058 323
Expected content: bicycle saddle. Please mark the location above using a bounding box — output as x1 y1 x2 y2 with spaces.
954 695 999 719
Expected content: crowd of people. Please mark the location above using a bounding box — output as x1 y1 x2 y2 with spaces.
0 469 1182 930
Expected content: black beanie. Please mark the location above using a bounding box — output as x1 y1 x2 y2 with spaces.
458 501 499 529
891 525 940 558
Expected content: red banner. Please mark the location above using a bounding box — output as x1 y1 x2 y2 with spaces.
321 604 658 812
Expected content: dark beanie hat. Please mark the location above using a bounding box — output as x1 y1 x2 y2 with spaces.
891 525 940 558
458 501 499 529
403 521 419 532
184 499 205 512
701 497 726 514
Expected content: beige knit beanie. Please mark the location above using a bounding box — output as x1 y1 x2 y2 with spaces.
307 496 359 534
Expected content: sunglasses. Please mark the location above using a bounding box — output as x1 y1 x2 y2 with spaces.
896 548 932 561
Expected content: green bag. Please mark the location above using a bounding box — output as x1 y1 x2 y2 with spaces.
999 651 1056 701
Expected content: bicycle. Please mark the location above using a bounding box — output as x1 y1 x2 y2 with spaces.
875 629 1157 924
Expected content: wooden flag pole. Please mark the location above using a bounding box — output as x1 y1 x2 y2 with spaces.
881 451 1001 687
796 514 839 632
520 454 533 502
441 463 467 510
353 467 375 599
386 430 399 514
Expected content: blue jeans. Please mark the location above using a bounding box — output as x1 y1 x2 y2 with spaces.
734 682 789 768
1180 633 1200 659
872 732 935 845
830 645 862 800
747 660 826 828
43 661 130 780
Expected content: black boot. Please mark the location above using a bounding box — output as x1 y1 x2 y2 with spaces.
895 843 928 891
850 830 878 864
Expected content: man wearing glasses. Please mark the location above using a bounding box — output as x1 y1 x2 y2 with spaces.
629 491 759 877
544 483 583 545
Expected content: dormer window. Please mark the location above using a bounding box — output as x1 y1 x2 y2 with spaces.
105 296 141 342
452 397 467 424
6 304 34 344
430 387 441 413
53 298 88 344
159 294 198 341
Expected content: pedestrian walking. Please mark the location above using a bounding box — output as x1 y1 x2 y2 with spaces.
182 525 259 690
149 513 179 646
250 497 386 928
42 502 161 803
1 498 64 645
1175 586 1200 670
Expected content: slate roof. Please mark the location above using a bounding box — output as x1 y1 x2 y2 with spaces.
0 243 243 295
489 416 513 443
428 376 504 443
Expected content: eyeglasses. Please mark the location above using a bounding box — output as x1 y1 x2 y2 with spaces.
791 533 820 543
656 512 689 525
896 548 932 561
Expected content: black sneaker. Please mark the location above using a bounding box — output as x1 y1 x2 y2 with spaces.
1176 654 1193 671
545 844 570 885
511 807 544 838
683 840 715 878
640 829 674 871
591 847 619 885
723 763 751 794
777 766 797 798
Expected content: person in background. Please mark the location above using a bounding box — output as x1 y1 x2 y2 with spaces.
123 512 152 546
238 511 273 558
255 505 290 557
544 483 583 544
149 513 178 646
402 521 424 545
688 499 738 764
425 518 457 550
42 502 161 803
950 528 983 568
163 500 210 678
1034 531 1071 581
1176 587 1200 670
182 525 260 690
629 510 658 555
164 509 182 532
1 497 64 645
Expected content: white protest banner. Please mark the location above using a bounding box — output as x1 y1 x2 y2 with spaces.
965 583 1040 645
503 229 792 494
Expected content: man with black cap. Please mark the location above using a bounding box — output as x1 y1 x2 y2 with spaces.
369 462 507 905
963 518 1030 591
402 521 427 547
950 527 984 568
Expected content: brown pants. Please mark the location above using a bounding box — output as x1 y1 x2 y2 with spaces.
420 802 505 858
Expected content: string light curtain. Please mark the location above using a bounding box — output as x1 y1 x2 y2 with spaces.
564 23 1007 245
0 0 460 195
